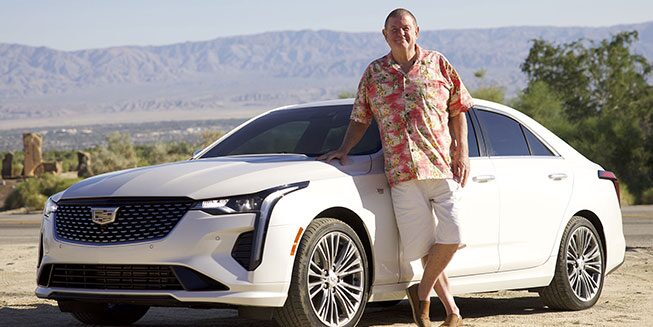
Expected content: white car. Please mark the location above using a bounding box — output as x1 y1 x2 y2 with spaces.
36 99 626 327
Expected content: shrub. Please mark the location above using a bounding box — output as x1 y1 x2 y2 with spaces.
3 174 81 210
198 130 225 149
641 188 653 204
90 132 138 175
619 183 636 206
136 142 192 166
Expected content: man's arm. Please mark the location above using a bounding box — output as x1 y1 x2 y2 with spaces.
317 120 370 165
448 112 470 187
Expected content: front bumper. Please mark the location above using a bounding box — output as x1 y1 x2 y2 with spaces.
36 209 298 307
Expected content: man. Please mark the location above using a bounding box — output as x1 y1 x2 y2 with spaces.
319 8 473 327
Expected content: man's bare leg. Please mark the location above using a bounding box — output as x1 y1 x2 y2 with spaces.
434 272 460 316
420 257 460 316
418 243 458 301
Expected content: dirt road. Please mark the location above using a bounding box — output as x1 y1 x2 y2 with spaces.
0 208 651 326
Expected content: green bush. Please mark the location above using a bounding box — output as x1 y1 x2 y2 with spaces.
90 132 138 175
641 188 653 204
43 150 78 172
619 183 636 206
135 142 193 166
3 174 81 210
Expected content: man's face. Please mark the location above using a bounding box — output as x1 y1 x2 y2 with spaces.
383 14 419 52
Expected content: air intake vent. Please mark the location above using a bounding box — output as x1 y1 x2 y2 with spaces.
46 264 184 290
232 231 254 269
39 264 229 291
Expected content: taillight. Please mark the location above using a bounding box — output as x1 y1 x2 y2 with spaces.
598 170 620 206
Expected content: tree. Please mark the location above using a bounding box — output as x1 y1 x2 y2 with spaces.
338 91 356 99
470 69 506 104
517 31 653 201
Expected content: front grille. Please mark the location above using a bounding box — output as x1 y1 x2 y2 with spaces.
39 264 230 291
46 264 184 290
54 198 193 244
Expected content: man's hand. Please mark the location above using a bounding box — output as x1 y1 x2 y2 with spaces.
451 149 470 187
448 112 469 187
317 148 350 165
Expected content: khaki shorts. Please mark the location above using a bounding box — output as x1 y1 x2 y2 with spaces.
390 178 462 261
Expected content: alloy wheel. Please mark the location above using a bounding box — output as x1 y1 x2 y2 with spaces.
307 231 365 326
566 226 603 301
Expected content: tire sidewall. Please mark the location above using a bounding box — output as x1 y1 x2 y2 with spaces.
557 216 605 309
293 218 369 327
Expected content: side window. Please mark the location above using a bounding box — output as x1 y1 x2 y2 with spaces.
466 113 480 157
522 127 554 156
476 110 529 156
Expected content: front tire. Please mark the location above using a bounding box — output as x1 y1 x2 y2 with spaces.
539 216 605 310
64 302 149 325
275 218 369 327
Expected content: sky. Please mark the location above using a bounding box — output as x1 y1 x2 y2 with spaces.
1 0 651 51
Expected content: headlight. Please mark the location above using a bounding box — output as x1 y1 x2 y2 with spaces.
43 197 58 219
191 182 308 215
192 194 266 214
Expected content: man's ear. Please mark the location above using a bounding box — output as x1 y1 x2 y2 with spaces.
415 25 420 38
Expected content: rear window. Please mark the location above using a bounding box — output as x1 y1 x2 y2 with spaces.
476 109 530 156
476 109 555 157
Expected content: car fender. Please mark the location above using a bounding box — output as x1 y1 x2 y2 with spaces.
249 177 376 285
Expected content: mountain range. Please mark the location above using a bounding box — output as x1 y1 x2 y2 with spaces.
1 22 651 129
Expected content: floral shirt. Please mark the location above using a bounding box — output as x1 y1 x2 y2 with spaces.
351 45 473 187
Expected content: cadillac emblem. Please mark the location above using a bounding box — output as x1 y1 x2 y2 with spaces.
91 207 119 225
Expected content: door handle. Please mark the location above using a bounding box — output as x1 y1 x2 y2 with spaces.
472 175 495 183
548 173 568 181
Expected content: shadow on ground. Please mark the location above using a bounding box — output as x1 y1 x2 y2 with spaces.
1 294 553 326
359 295 549 326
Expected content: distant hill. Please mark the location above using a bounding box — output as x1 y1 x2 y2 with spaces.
1 22 651 129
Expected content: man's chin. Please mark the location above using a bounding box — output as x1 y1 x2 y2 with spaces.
392 42 411 50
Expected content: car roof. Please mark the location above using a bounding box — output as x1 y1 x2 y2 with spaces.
272 98 511 114
265 98 590 164
270 98 355 112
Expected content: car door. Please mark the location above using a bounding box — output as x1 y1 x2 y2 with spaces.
444 110 501 277
475 108 573 271
403 111 501 281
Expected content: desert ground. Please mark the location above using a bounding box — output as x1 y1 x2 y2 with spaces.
0 207 651 326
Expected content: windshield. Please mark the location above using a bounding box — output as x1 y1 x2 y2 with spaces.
200 105 381 158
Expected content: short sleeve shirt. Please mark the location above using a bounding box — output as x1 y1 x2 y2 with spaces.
351 45 473 187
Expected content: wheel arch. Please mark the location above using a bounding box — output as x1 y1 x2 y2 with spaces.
572 210 607 265
315 207 375 289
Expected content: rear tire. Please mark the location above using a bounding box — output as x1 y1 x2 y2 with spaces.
539 216 605 310
65 302 149 325
275 218 369 327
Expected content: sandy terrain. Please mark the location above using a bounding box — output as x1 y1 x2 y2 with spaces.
0 216 651 326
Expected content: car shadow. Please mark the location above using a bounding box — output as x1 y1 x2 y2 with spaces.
1 295 551 326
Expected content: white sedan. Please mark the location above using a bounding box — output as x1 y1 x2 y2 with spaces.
35 99 625 327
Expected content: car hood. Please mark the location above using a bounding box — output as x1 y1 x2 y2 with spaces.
61 155 363 200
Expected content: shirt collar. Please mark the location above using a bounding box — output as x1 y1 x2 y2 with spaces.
384 44 426 70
